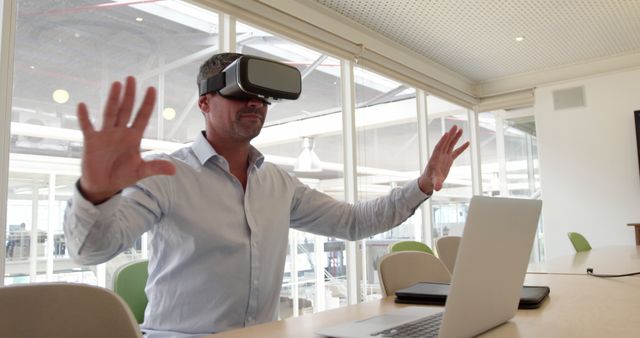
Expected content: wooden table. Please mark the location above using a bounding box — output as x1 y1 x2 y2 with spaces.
527 245 640 275
207 274 640 338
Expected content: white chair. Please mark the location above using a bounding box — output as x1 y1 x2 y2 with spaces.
377 251 451 296
0 282 142 338
436 235 462 274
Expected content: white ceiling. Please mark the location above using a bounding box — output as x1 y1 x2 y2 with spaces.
311 0 640 83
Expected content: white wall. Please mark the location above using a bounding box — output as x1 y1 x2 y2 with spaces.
535 67 640 258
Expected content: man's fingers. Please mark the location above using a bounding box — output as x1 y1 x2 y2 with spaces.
138 160 176 180
432 129 449 155
440 125 459 153
452 141 470 159
102 81 122 130
131 87 157 132
77 103 95 134
115 76 136 127
447 128 464 153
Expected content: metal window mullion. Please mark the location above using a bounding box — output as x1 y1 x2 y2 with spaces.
468 109 483 195
494 113 508 196
0 0 18 286
157 55 165 140
416 90 431 246
314 235 326 312
219 14 236 53
291 230 299 317
340 60 361 304
46 173 55 280
526 134 536 195
30 185 39 280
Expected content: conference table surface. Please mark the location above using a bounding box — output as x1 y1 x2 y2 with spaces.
527 245 640 275
207 273 640 338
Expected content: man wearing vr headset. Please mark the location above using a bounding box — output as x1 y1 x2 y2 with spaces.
63 53 469 337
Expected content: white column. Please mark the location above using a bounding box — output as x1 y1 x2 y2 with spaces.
340 59 363 304
156 55 165 140
0 0 18 286
314 235 326 312
46 174 55 280
416 90 431 245
468 109 483 195
141 232 148 259
494 112 508 196
290 230 299 317
29 185 38 280
219 14 236 52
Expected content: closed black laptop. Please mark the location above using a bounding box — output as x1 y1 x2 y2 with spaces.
395 282 550 309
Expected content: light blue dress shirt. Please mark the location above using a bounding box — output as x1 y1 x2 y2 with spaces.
63 131 430 336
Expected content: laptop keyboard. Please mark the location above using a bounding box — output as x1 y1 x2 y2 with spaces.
370 311 443 338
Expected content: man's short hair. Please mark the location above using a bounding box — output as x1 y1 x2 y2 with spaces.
197 52 244 87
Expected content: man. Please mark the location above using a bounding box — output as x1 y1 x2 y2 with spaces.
64 53 469 337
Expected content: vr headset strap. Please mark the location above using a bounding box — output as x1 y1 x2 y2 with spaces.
199 73 225 96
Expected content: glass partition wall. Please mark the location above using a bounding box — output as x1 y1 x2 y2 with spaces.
1 0 544 318
478 108 544 260
236 22 346 318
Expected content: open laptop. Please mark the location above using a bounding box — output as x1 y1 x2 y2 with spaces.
316 196 542 338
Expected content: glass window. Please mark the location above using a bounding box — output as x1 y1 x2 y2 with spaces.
427 96 473 241
353 65 420 300
478 108 543 259
6 0 220 285
237 22 346 316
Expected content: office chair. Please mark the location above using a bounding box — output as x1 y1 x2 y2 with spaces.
113 259 149 324
378 251 451 296
436 235 462 274
388 240 435 255
0 282 141 338
567 232 592 252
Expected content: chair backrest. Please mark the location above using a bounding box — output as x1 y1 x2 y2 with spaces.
436 235 462 274
377 251 451 296
0 282 142 338
113 259 149 324
567 232 592 252
388 240 434 255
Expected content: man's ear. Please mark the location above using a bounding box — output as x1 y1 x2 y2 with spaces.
198 95 208 113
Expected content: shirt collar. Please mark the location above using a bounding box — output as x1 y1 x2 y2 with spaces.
191 131 265 168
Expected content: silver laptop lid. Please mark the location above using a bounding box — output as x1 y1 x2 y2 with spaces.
438 196 542 338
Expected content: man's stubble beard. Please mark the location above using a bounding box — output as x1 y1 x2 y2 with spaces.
233 109 265 141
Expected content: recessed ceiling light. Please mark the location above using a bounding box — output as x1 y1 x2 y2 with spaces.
74 32 80 38
162 107 176 120
29 65 35 69
52 89 70 104
136 17 144 22
515 36 525 42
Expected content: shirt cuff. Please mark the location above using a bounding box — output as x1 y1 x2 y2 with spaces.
401 178 432 207
68 181 122 247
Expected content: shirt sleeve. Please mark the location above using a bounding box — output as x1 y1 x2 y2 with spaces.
63 174 172 266
288 178 431 241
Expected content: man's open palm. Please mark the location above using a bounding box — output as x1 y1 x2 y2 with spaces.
78 77 176 204
419 125 470 194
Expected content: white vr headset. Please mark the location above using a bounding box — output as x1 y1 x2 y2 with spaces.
198 55 302 104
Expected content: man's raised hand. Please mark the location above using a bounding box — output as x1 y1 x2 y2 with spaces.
418 125 470 194
77 76 176 204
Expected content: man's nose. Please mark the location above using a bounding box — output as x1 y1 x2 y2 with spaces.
247 97 266 108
